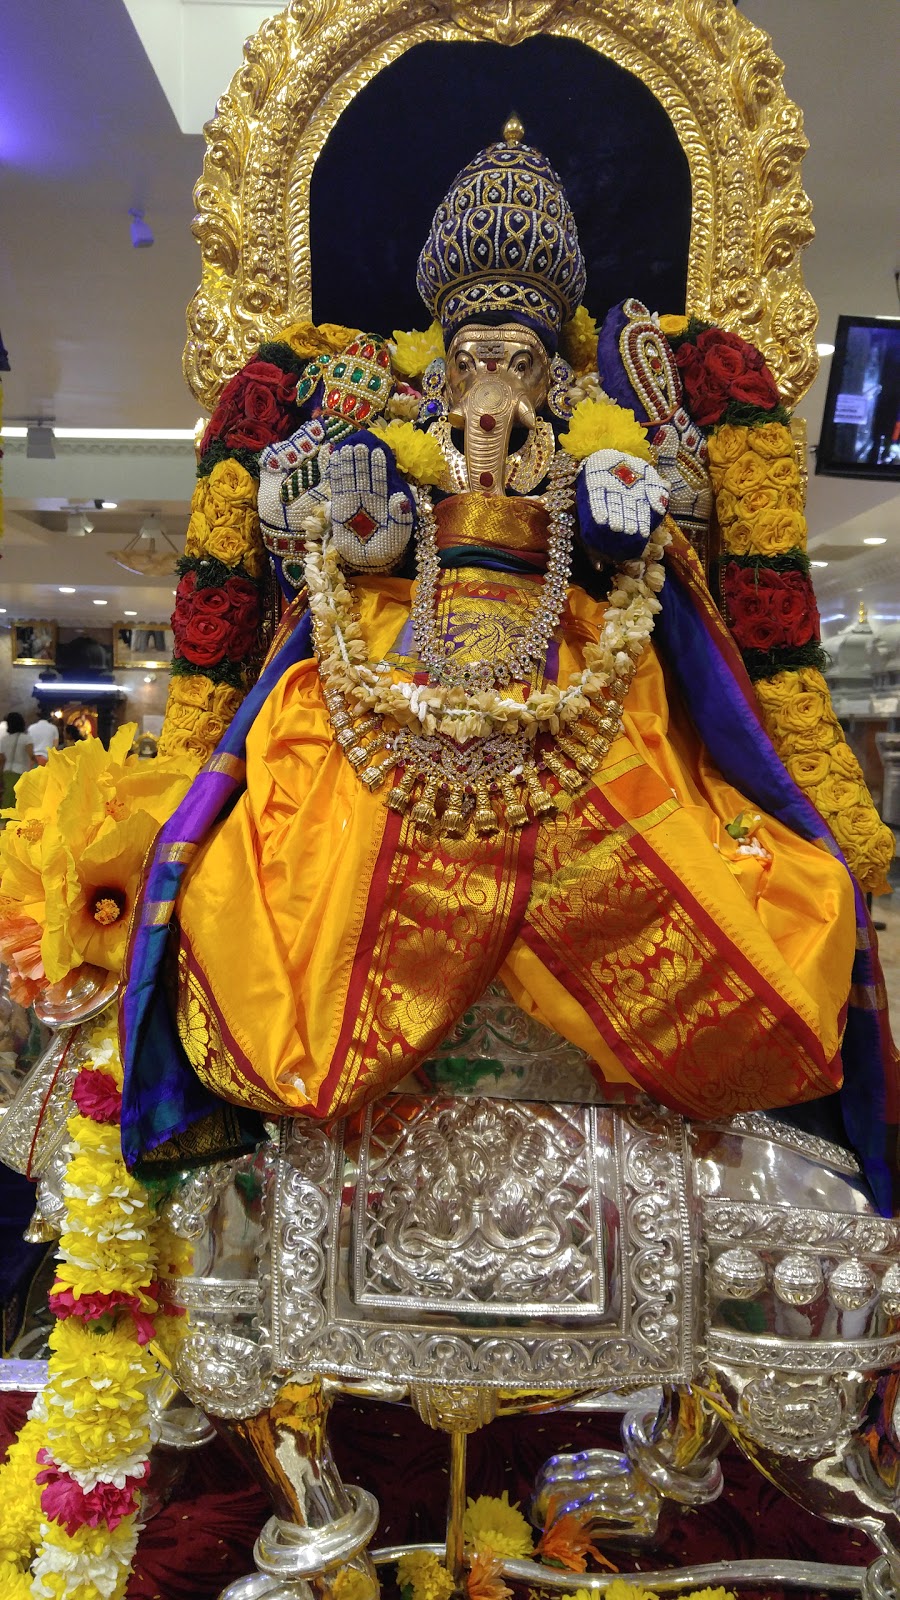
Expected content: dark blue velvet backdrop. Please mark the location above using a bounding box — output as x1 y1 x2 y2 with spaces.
309 36 692 337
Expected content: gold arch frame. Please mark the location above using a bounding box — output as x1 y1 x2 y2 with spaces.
185 0 818 413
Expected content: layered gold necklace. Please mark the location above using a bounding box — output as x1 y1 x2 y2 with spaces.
304 456 669 838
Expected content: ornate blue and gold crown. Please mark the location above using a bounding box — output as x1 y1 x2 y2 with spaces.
416 122 586 351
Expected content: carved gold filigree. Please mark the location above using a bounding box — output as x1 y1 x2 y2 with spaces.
185 0 818 411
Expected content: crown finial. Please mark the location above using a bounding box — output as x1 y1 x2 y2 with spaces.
502 114 524 146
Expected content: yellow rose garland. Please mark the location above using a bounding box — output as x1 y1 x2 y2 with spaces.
755 668 895 893
706 411 894 892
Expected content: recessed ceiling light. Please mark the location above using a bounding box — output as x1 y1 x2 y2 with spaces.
0 609 6 614
59 586 76 594
816 342 835 357
864 536 887 545
124 610 137 617
811 560 829 568
101 500 118 510
93 599 108 606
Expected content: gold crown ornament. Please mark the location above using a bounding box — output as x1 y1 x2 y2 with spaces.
417 118 586 352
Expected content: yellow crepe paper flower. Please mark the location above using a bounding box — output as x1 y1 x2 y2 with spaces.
657 314 689 339
463 1491 533 1559
560 305 599 373
277 321 362 360
0 724 194 988
559 398 654 464
391 321 444 379
369 418 448 488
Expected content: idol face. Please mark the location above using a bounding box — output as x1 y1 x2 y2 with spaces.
445 324 551 495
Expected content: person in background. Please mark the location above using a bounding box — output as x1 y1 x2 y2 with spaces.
27 708 59 767
0 714 32 806
62 723 86 746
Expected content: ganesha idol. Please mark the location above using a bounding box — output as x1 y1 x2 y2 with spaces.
93 118 900 1599
123 123 892 1190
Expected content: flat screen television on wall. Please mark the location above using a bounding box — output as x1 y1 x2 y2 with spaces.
816 314 900 481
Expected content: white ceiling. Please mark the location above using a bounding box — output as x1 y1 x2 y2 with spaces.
0 0 898 626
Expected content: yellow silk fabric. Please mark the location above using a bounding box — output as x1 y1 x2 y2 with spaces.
175 573 855 1119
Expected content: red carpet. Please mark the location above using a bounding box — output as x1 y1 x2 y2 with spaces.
0 1393 875 1599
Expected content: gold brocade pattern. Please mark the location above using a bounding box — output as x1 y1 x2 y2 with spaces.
177 948 286 1115
434 493 550 553
525 786 837 1116
329 806 527 1114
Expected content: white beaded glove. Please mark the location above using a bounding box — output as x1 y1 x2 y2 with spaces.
257 420 332 538
329 438 415 572
582 449 669 541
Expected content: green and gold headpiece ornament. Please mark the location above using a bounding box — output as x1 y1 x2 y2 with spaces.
416 116 586 353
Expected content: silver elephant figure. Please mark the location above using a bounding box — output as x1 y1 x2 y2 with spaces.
142 983 900 1600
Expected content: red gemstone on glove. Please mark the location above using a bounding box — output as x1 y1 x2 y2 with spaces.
611 462 640 487
347 508 378 541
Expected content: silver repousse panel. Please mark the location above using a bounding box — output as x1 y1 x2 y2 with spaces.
269 1098 698 1389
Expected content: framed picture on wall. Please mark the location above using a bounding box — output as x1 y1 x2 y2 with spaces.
113 623 173 669
11 620 57 666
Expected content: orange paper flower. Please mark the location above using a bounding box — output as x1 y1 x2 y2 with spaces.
536 1506 617 1574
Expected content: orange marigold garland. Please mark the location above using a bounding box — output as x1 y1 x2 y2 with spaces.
668 320 894 894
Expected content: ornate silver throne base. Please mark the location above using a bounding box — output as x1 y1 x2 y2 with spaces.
151 986 900 1600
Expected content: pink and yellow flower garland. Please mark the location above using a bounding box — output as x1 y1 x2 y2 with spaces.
0 1008 187 1598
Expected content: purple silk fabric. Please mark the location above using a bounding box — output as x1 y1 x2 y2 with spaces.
119 612 313 1169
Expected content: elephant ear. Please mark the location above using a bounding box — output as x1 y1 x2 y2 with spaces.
596 298 684 426
596 300 712 567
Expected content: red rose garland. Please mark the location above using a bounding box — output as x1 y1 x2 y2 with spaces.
674 327 782 426
200 357 304 454
172 570 261 668
722 563 821 654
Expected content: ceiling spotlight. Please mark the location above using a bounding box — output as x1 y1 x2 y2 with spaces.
124 610 137 617
143 674 156 684
26 423 56 460
864 536 887 545
95 499 118 510
811 560 829 568
93 599 108 606
58 586 76 594
66 512 93 537
129 208 154 249
816 342 836 357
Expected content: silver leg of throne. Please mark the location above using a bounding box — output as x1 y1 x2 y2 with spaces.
217 1375 380 1600
531 1386 726 1548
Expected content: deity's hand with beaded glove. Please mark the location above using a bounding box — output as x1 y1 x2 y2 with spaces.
576 449 669 565
257 420 332 539
328 432 415 572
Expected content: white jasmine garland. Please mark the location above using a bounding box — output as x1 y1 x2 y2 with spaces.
304 476 670 745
